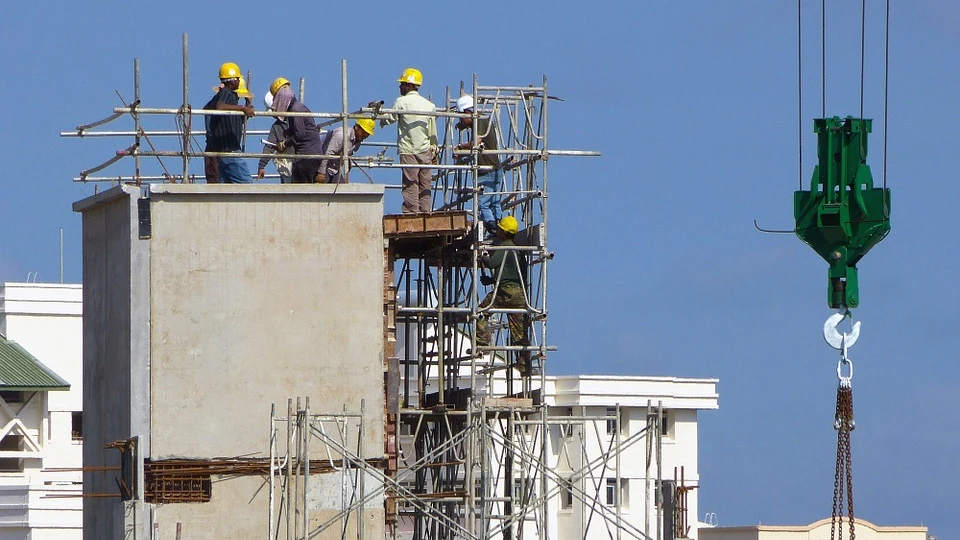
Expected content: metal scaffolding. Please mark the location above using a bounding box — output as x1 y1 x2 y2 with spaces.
59 35 688 540
267 400 666 540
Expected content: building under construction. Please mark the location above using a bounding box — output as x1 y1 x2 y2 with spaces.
67 41 717 540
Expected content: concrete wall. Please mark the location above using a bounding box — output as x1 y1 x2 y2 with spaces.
146 184 385 458
74 186 151 540
76 184 386 540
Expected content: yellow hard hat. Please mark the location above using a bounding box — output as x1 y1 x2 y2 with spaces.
397 68 423 86
219 62 241 80
356 118 376 136
498 216 519 235
236 76 252 98
270 77 291 96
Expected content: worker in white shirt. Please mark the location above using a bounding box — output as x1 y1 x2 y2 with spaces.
379 68 438 213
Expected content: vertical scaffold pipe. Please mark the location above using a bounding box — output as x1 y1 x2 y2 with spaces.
181 34 189 184
134 58 141 185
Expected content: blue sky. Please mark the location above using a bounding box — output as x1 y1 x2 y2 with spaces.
1 0 957 537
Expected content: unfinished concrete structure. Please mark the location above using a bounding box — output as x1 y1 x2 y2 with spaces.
74 184 386 540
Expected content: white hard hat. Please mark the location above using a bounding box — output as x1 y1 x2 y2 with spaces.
456 95 474 112
264 91 274 110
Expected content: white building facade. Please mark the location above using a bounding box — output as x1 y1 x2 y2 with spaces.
541 375 719 540
699 517 928 540
0 283 83 540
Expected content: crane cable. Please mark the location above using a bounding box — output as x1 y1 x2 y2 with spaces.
799 0 891 188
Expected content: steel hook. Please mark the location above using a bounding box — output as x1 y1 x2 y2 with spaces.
823 308 861 351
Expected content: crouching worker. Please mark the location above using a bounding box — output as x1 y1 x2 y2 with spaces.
316 118 375 183
475 216 531 374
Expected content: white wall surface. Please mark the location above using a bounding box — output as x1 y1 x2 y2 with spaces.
542 376 718 540
0 283 83 540
699 518 927 540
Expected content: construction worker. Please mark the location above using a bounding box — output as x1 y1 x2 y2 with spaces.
269 77 290 97
236 76 253 103
203 62 255 183
455 95 503 237
257 91 294 183
271 81 324 183
379 68 438 212
476 216 530 374
316 119 376 184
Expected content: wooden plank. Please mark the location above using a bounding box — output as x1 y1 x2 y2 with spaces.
382 211 469 239
484 397 534 409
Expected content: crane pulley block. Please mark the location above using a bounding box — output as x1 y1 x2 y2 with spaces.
794 116 891 309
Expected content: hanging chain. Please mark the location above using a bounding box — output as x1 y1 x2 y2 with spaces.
830 378 856 540
824 308 858 540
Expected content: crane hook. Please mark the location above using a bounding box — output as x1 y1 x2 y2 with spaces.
823 308 860 351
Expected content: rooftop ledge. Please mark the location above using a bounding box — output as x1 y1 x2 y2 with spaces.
544 375 719 410
74 183 385 213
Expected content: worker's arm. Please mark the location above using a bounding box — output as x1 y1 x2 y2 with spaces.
428 115 438 147
480 246 501 270
379 98 401 128
277 116 309 151
215 99 255 118
258 122 285 178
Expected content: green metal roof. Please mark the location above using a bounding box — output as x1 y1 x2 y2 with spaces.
0 334 70 391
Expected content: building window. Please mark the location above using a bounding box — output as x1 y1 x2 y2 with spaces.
513 478 535 503
0 435 24 473
661 411 671 437
562 407 574 438
561 478 573 509
605 478 629 509
605 407 617 435
72 412 83 442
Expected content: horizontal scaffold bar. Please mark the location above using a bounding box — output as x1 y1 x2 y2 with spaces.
475 85 547 92
112 106 474 120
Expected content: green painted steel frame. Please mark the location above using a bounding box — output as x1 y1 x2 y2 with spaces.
794 116 891 308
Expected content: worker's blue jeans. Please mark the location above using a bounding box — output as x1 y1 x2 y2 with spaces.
218 154 251 183
477 169 502 225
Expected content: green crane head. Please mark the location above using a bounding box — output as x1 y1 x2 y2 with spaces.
794 116 891 308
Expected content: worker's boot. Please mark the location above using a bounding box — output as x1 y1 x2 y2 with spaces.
484 221 498 239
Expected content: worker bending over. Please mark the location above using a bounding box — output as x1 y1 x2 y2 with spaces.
271 80 324 183
379 68 438 212
257 78 295 183
316 118 375 183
